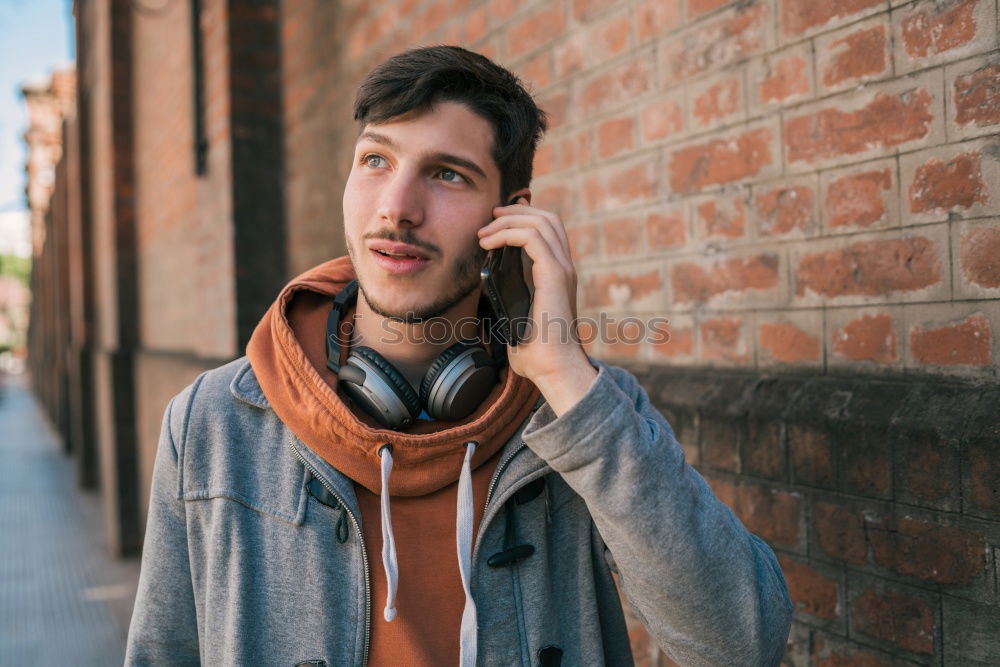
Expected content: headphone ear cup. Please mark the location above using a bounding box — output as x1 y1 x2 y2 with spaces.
344 346 423 429
420 341 498 421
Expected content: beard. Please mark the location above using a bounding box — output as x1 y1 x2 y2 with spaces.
347 232 487 323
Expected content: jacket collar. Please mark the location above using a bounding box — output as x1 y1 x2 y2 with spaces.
230 358 270 409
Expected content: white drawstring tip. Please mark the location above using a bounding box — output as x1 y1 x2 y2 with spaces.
379 444 400 625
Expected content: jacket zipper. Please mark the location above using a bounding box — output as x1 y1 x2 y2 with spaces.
485 442 527 508
474 442 528 568
292 439 531 666
289 445 371 667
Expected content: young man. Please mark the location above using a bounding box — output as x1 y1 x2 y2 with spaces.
126 47 792 666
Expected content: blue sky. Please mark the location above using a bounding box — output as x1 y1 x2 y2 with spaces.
0 0 74 215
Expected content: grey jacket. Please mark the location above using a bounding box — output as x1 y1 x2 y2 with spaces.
125 357 792 666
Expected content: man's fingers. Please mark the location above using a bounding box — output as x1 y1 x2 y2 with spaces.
481 214 572 273
479 226 575 283
480 216 573 272
493 201 570 250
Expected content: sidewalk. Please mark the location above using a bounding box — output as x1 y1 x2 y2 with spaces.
0 373 140 666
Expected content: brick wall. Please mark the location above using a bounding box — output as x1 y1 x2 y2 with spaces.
279 0 1000 663
36 0 997 659
627 365 1000 665
133 0 236 359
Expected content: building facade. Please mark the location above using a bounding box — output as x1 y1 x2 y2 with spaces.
28 0 1000 663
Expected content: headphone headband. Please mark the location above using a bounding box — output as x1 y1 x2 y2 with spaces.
326 280 359 372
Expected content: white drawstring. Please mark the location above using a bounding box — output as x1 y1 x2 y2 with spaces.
457 441 478 667
379 439 479 667
378 444 398 622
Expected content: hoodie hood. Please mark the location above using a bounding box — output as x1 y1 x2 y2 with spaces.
246 256 540 497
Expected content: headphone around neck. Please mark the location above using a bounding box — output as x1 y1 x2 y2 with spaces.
326 280 506 430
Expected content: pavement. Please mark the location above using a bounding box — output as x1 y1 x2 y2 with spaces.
0 372 141 666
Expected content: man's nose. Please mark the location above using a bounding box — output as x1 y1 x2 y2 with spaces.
376 170 424 227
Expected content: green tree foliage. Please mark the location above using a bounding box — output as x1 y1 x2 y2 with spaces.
0 254 31 287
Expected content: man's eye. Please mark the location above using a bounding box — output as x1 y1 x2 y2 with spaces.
437 169 465 183
363 154 386 168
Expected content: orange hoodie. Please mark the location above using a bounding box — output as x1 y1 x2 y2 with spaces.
246 256 540 665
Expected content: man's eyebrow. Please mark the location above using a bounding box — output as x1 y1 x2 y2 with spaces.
357 131 488 181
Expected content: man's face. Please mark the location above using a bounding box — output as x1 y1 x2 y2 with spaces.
343 101 503 322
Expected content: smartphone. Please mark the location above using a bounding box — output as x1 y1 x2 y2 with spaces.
481 245 533 346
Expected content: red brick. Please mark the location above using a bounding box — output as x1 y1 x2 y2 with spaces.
960 227 1000 288
652 324 694 357
669 127 774 193
780 0 883 37
796 237 941 298
693 76 741 127
701 317 749 362
672 254 780 304
697 197 745 239
826 168 892 228
463 6 488 43
488 0 518 20
554 37 583 78
788 425 834 484
701 419 742 470
571 0 616 20
689 0 730 18
641 99 683 141
758 54 810 104
603 216 643 256
567 224 599 261
731 482 802 546
821 23 888 88
596 116 634 159
636 0 682 43
412 1 452 39
756 185 813 236
583 160 656 213
814 502 867 565
582 270 662 308
899 432 958 505
538 90 569 130
581 57 653 115
969 437 1000 513
662 4 769 83
592 12 630 60
761 323 820 363
833 314 898 363
557 129 592 171
901 0 978 59
706 475 737 508
533 143 553 178
867 516 986 585
603 318 644 358
779 556 839 620
785 88 935 164
518 51 551 89
851 588 935 654
746 421 785 479
533 183 574 218
646 211 686 249
954 63 1000 128
910 313 993 366
506 4 566 58
908 152 988 214
812 635 891 667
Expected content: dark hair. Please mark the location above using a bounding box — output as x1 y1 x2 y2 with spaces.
354 46 548 200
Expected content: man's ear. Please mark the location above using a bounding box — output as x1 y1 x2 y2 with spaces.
507 188 531 205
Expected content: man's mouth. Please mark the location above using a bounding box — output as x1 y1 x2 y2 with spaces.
374 249 421 259
368 240 431 260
